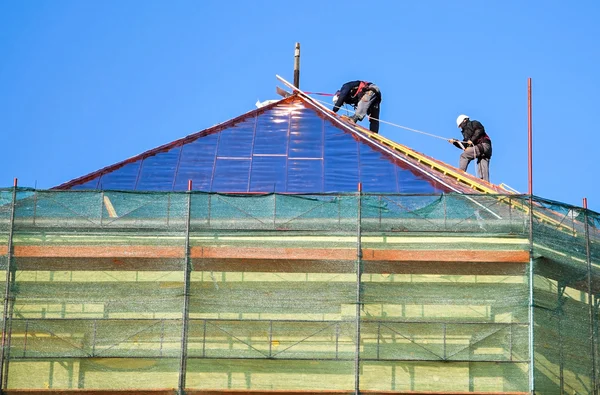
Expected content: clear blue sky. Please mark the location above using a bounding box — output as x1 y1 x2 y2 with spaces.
1 1 598 211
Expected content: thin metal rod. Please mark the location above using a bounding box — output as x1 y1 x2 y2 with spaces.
354 182 362 395
528 186 535 391
558 283 565 395
100 191 105 226
159 320 165 357
91 319 97 356
293 43 300 89
2 286 16 389
178 182 193 395
268 321 273 358
528 78 533 195
0 178 18 391
202 319 207 358
584 198 597 394
335 323 339 359
22 320 28 358
527 78 535 394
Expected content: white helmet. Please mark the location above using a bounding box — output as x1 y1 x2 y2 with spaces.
332 90 340 105
456 114 469 128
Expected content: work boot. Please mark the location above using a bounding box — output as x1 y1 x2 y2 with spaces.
341 115 355 124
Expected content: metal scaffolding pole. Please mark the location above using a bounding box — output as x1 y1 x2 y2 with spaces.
0 179 18 393
354 183 363 395
178 181 193 395
584 198 598 394
527 77 536 395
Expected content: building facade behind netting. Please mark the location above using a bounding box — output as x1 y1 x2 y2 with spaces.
1 94 598 394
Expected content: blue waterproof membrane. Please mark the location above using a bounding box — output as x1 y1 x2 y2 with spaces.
66 99 452 193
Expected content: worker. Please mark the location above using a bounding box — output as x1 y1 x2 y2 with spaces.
332 80 382 133
449 115 493 182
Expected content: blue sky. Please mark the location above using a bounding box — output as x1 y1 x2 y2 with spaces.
0 1 598 211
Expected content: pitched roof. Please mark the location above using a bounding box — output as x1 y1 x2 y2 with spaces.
53 93 506 194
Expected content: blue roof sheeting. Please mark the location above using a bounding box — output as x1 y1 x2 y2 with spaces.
56 97 452 194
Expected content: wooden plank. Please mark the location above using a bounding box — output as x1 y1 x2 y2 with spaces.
13 245 528 262
13 245 183 258
10 245 529 274
4 390 528 395
103 195 118 218
364 249 530 263
4 391 175 395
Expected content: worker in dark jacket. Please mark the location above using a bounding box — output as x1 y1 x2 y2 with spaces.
449 115 493 182
332 80 382 133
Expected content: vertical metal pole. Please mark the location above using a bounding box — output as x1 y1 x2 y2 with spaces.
202 319 207 358
335 323 340 359
376 321 381 360
527 78 536 394
92 319 97 356
0 178 18 392
178 180 193 395
558 284 565 395
100 191 105 226
509 323 514 361
32 190 37 226
22 320 28 357
528 78 533 196
443 194 447 231
159 320 165 357
273 194 277 229
293 43 300 89
354 183 362 395
584 198 598 394
442 323 447 360
268 320 273 358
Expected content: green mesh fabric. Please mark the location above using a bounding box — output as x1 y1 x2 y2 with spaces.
532 199 599 394
0 189 596 393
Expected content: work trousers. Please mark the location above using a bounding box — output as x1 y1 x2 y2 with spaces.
459 142 492 182
355 85 381 133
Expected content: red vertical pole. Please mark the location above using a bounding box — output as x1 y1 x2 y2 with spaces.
583 197 588 209
527 78 535 393
528 78 533 196
13 178 17 187
188 180 192 191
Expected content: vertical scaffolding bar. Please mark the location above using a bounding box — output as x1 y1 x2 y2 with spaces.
584 198 598 394
527 78 536 394
558 283 565 394
0 179 17 392
354 183 362 395
178 181 193 395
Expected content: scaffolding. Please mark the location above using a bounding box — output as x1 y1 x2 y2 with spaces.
0 188 598 394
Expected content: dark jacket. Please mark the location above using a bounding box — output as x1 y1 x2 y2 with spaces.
333 80 372 113
460 120 490 145
453 119 492 158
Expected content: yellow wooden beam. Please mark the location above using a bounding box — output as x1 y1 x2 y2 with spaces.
103 195 118 218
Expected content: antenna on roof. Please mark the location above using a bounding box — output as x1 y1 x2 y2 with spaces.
294 43 300 89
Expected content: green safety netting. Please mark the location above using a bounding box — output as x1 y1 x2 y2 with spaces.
0 188 596 393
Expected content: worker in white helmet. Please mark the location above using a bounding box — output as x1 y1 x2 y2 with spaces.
449 115 493 182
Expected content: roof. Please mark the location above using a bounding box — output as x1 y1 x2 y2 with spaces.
53 92 507 195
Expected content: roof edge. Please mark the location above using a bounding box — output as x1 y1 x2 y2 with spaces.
52 96 296 190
